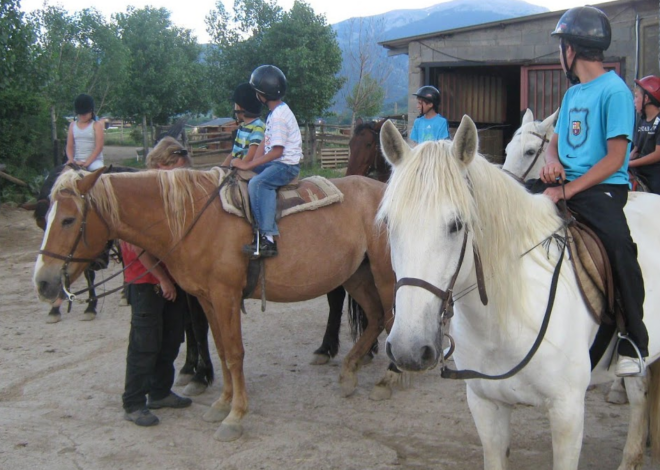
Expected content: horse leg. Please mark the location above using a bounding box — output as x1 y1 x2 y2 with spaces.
370 307 406 401
340 262 385 397
183 296 214 396
196 297 232 424
606 378 629 405
175 308 197 387
617 376 648 470
547 392 585 470
467 387 513 470
209 291 246 441
81 269 97 321
46 297 63 324
311 287 345 365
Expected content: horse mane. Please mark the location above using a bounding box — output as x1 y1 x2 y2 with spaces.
378 140 563 321
51 167 227 241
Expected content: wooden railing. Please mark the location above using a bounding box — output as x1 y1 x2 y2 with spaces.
319 148 350 169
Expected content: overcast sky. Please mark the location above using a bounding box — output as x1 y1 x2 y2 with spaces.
19 0 592 43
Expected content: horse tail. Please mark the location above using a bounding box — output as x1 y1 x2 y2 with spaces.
347 296 379 354
648 359 660 462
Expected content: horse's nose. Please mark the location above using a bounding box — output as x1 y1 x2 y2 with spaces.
386 339 438 371
37 280 50 297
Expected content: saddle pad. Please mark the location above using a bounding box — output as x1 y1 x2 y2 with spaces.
567 223 613 324
219 171 344 224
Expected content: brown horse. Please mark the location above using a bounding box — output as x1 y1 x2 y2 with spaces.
33 167 395 441
346 119 390 183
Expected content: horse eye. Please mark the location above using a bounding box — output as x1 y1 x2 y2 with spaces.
449 219 463 234
62 217 76 227
525 149 536 156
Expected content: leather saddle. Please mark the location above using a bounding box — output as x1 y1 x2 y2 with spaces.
220 169 344 226
566 219 619 327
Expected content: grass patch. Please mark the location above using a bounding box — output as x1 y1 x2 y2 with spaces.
104 128 142 146
300 164 345 179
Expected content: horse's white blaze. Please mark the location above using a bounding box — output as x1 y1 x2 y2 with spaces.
33 200 58 285
379 115 660 469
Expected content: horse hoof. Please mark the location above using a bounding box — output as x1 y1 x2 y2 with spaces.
339 374 358 397
359 354 373 367
79 312 96 321
369 384 392 401
175 373 194 387
606 389 629 405
183 381 208 397
46 313 62 324
310 353 330 365
213 423 243 442
203 407 230 423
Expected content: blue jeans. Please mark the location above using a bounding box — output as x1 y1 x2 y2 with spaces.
248 161 300 236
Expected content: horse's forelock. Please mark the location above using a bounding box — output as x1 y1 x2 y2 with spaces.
353 121 377 136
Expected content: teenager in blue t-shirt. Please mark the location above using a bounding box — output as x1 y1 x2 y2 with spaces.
410 86 450 145
531 6 648 377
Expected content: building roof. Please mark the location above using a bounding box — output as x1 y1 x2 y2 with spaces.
378 0 627 55
197 117 235 127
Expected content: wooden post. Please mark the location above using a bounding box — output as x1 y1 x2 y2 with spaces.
141 115 148 162
310 123 317 167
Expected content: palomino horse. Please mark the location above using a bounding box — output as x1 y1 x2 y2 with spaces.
33 167 394 441
378 116 660 469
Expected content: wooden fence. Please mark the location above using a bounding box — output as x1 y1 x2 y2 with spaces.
319 148 350 169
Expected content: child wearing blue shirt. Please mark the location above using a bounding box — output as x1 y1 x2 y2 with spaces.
410 86 450 145
222 82 265 167
538 6 648 377
230 65 302 258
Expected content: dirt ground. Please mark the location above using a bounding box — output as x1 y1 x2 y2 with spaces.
0 205 657 470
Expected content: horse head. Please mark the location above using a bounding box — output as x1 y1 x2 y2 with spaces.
347 119 389 181
33 168 113 302
378 116 480 371
502 108 558 181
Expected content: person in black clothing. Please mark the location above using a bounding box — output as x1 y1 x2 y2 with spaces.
629 75 660 194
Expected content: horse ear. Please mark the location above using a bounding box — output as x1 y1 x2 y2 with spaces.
380 120 410 167
521 108 534 126
451 115 478 166
76 167 106 195
355 117 363 127
540 108 559 135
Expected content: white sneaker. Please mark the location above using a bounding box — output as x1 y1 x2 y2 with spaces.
615 356 645 377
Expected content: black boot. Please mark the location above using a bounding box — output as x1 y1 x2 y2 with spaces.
242 234 277 259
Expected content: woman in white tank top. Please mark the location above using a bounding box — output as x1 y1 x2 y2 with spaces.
66 94 105 171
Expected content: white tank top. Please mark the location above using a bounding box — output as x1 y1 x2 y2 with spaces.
73 121 104 170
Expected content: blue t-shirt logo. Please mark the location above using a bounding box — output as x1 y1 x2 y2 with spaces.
568 108 589 149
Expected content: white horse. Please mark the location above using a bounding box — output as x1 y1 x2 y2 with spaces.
378 115 660 470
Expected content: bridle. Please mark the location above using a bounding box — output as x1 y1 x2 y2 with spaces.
38 191 113 301
393 203 569 381
503 130 549 183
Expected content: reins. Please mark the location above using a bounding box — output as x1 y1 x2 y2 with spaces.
395 180 570 381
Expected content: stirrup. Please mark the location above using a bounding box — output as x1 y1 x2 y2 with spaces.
253 230 261 258
614 333 646 376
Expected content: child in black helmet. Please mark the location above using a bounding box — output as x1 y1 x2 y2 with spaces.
410 85 450 145
222 82 265 167
66 94 105 170
533 6 648 377
230 65 302 258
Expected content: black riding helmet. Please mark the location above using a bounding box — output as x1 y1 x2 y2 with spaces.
250 65 287 101
551 6 611 51
74 94 95 115
232 82 263 117
413 86 440 113
551 7 611 85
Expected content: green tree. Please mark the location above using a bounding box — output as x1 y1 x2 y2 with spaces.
114 6 209 153
205 0 343 123
346 73 384 122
